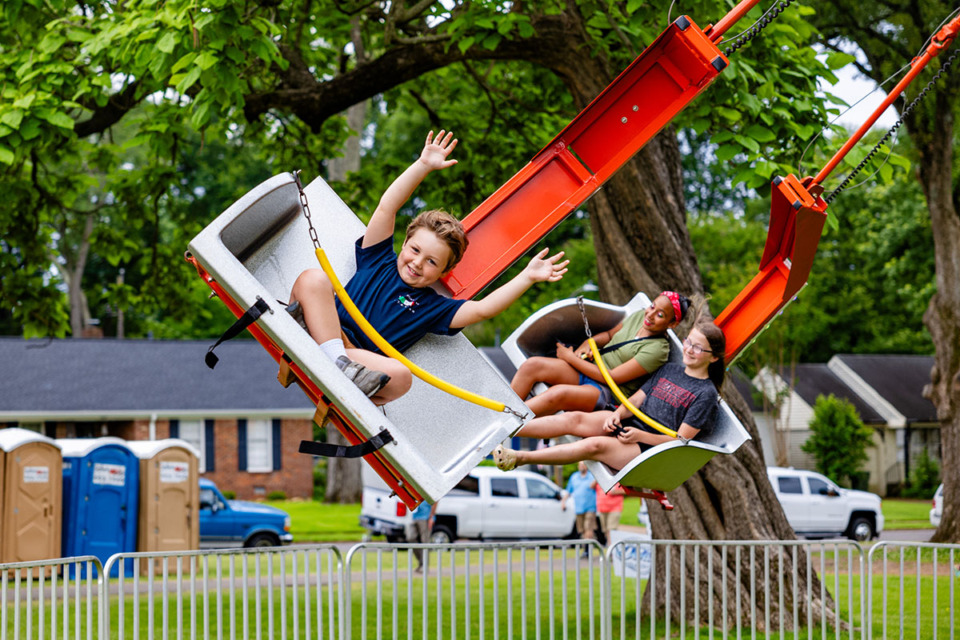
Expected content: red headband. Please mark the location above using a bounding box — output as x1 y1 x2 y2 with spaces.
661 291 683 322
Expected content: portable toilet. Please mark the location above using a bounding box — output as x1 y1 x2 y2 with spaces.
57 437 139 576
0 428 62 564
127 439 200 553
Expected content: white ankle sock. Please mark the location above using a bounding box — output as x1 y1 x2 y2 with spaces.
318 339 347 362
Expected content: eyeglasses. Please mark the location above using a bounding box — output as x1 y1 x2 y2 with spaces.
683 338 712 355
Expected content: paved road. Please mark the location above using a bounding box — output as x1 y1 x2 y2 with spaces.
878 528 934 543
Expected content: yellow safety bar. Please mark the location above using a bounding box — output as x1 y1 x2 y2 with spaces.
587 337 678 438
315 247 508 414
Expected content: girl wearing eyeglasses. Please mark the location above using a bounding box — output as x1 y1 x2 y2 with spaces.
509 292 691 417
494 321 726 472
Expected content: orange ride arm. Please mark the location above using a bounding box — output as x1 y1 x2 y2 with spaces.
715 175 828 363
441 16 729 300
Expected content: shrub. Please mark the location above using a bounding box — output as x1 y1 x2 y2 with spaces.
267 490 287 501
222 490 236 500
801 394 873 487
901 449 940 498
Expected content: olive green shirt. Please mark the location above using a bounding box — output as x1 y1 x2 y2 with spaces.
599 310 671 397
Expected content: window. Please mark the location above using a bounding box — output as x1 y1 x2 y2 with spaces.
526 478 559 500
807 477 833 496
777 476 803 494
490 478 519 498
246 419 273 473
179 420 206 472
199 488 218 510
451 475 480 496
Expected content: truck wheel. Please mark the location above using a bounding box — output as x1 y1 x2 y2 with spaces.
846 516 874 542
245 533 279 548
431 524 455 544
385 534 404 543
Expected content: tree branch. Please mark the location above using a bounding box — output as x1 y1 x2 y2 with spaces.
244 13 577 132
74 80 144 138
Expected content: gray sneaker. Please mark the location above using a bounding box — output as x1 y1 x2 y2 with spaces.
285 301 308 331
336 356 390 398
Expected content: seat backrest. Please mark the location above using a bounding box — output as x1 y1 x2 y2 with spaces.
501 292 751 492
187 174 528 503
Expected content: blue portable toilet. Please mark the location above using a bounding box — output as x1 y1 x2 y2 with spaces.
58 437 139 576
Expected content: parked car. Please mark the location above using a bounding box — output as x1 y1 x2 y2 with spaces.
767 467 884 542
361 465 577 543
198 478 293 549
930 483 943 527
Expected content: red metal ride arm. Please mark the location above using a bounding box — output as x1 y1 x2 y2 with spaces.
717 13 960 362
442 15 733 300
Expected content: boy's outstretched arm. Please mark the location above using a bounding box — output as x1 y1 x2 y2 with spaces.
363 130 458 248
450 248 569 328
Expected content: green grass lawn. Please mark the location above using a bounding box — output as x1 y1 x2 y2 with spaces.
882 497 935 530
271 495 932 543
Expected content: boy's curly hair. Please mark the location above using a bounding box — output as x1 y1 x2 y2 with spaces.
404 209 469 272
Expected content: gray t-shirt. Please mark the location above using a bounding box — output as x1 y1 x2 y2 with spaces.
625 363 718 441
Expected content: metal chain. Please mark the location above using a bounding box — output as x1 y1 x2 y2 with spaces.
825 48 959 204
576 295 592 338
723 0 795 57
293 170 321 250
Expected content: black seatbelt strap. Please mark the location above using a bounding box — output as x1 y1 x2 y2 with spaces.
597 334 667 356
298 430 394 458
205 296 271 369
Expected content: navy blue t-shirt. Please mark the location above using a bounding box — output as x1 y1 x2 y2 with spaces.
335 237 467 354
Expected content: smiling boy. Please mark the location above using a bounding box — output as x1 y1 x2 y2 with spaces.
288 130 569 405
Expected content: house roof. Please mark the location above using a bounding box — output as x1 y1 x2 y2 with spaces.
832 354 937 423
785 363 886 424
728 367 763 412
0 337 315 420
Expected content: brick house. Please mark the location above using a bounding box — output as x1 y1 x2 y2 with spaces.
0 337 316 500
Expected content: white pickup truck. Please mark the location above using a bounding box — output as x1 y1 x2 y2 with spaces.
767 467 884 542
360 465 577 543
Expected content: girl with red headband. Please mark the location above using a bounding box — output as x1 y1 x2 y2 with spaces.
510 292 690 417
494 320 726 472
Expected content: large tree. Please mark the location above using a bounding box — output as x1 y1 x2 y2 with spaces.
2 0 859 627
812 0 960 543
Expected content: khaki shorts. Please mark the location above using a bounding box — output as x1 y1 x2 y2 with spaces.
597 511 621 533
575 512 597 538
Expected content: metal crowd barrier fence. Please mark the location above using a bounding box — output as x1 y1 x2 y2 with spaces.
343 539 607 640
0 556 102 640
3 539 959 639
100 546 344 640
867 541 960 640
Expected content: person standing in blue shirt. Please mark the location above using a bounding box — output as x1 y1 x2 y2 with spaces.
562 462 597 554
408 500 438 572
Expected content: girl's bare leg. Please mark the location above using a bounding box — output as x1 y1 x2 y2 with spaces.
510 357 580 398
515 411 610 440
526 384 602 417
513 436 641 470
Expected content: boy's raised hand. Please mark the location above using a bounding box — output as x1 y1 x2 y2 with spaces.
419 130 459 172
524 248 569 283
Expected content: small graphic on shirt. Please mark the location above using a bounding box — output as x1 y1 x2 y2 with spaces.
650 379 695 408
397 294 419 313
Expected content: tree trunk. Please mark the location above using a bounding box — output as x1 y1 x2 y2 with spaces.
324 421 363 503
916 91 960 543
540 12 834 628
323 17 368 506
